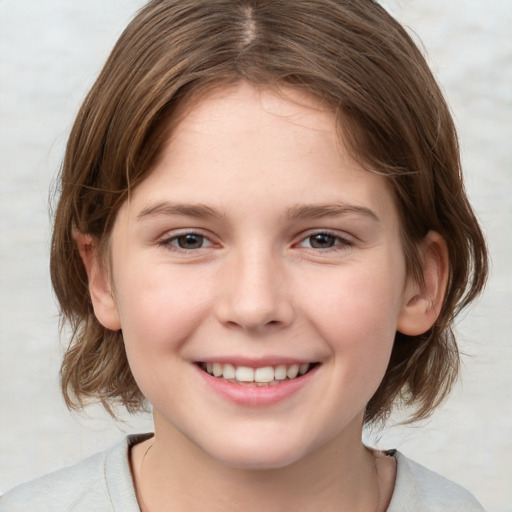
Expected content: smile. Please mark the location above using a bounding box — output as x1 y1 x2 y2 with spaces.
199 362 317 386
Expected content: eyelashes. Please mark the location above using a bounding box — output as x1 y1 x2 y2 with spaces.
166 233 212 250
159 231 215 252
296 231 354 251
158 229 354 254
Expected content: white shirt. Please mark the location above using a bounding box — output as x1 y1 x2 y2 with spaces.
0 434 486 511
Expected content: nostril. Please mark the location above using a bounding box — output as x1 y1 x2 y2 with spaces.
214 271 295 331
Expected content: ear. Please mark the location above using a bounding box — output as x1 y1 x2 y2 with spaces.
73 230 121 331
397 231 449 336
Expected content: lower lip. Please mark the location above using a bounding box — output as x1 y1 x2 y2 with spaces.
194 364 319 407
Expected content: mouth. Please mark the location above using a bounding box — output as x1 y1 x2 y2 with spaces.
198 362 319 386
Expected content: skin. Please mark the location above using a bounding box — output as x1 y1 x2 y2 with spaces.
79 82 448 511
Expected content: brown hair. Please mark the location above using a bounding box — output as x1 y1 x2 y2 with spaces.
51 0 488 423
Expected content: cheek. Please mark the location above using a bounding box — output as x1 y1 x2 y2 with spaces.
302 271 401 416
308 268 402 328
113 262 213 354
299 261 404 365
112 264 215 406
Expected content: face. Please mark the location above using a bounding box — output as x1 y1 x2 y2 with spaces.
97 82 415 469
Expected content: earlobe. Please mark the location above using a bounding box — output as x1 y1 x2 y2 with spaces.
397 231 449 336
73 230 121 331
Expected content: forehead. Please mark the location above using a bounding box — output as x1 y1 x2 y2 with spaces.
121 81 397 224
178 82 335 132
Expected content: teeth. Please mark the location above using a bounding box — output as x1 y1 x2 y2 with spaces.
286 364 299 379
212 363 223 377
254 366 274 383
236 366 254 382
299 363 310 375
202 362 313 383
223 363 236 380
274 365 287 380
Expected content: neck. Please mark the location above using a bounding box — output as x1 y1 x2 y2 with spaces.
132 414 390 512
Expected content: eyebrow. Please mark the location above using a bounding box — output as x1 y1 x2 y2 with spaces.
286 203 380 222
136 201 379 222
136 201 222 220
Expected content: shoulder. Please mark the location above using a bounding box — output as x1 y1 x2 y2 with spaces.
0 434 151 512
0 449 110 512
0 450 110 512
387 451 486 512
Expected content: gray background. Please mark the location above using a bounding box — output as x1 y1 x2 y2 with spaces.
0 1 511 510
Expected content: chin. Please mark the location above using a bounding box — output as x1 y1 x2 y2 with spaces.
214 448 303 471
201 433 318 471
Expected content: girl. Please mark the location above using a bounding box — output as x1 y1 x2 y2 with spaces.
1 1 488 510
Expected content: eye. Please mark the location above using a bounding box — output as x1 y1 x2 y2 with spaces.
161 232 214 251
307 233 337 249
175 233 207 249
297 231 353 250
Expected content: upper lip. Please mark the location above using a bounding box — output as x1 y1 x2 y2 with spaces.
195 356 319 367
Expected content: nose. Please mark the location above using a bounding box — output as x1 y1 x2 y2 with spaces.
214 247 294 333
